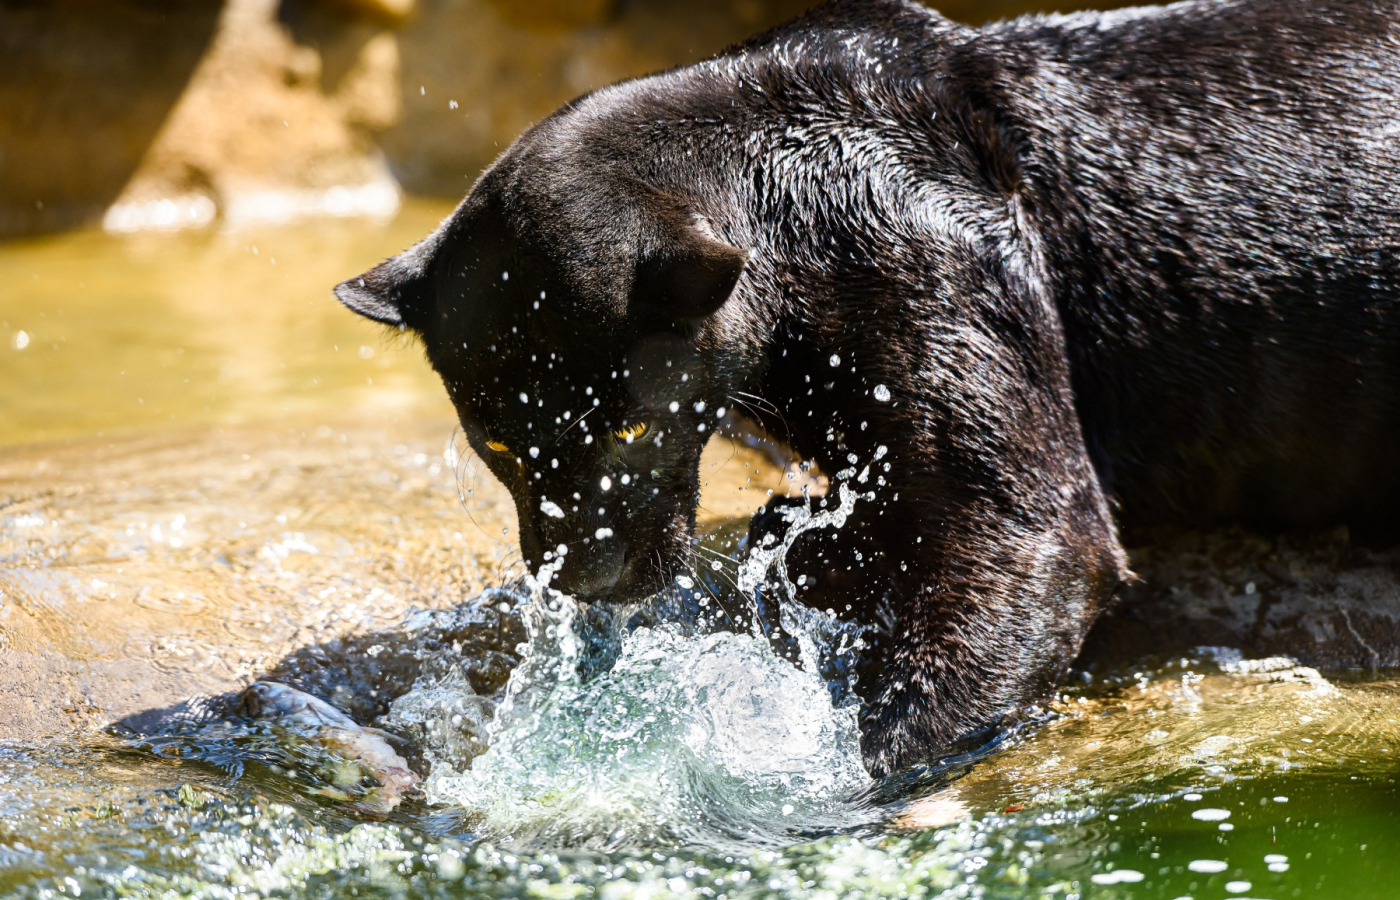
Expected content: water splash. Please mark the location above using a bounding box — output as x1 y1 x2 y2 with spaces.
398 477 876 850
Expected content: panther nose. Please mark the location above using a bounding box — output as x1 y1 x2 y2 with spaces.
553 544 627 599
554 565 622 598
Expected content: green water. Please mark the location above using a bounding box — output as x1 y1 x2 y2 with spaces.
2 658 1397 899
2 209 1398 900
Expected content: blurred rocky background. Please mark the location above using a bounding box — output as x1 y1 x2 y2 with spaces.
0 0 1116 238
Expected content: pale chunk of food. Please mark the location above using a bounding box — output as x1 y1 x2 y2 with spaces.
890 789 971 831
239 680 420 817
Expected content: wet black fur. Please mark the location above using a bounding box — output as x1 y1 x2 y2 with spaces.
336 0 1400 777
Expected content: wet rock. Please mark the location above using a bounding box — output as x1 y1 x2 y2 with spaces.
1082 527 1400 669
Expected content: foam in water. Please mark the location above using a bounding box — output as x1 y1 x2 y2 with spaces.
392 476 877 850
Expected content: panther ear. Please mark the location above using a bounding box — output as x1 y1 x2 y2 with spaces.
334 238 437 329
630 212 748 325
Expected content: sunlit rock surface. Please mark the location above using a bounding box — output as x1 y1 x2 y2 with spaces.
0 0 402 236
1 0 1139 237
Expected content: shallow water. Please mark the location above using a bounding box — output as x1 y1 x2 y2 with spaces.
3 209 1400 899
2 649 1398 899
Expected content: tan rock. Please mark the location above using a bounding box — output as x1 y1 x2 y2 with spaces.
0 0 1127 238
104 0 402 233
317 0 418 25
382 0 817 195
0 0 403 237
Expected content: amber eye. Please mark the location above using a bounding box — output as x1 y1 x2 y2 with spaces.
484 439 510 454
612 422 648 443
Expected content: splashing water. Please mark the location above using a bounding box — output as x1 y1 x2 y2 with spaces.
398 477 876 850
8 204 1400 899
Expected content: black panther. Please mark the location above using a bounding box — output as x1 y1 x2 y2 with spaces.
336 0 1400 776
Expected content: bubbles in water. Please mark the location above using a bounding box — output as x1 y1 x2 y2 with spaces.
395 476 877 851
425 620 871 849
386 666 494 774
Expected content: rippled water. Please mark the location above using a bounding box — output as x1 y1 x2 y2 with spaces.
3 641 1398 899
3 209 1400 899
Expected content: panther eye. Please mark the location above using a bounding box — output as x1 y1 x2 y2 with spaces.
612 422 649 443
485 439 510 453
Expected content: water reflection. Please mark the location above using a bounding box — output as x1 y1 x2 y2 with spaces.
0 199 455 446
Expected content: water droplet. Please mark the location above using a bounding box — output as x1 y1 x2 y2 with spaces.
12 330 29 350
873 384 891 402
600 476 612 491
829 354 841 367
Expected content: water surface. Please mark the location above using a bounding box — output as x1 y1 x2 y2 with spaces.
2 210 1398 900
